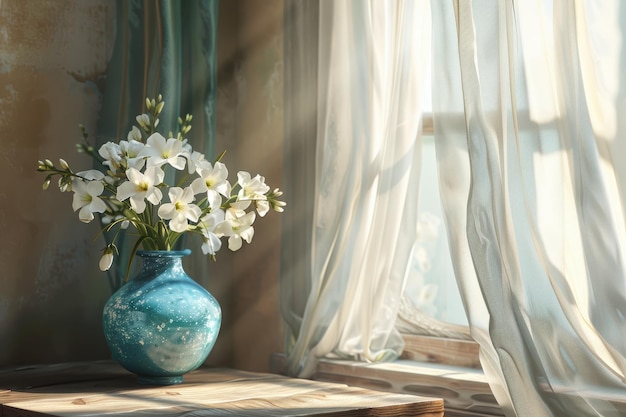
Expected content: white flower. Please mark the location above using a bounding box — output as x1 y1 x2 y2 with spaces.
255 200 270 217
119 139 146 171
215 209 256 251
116 166 164 213
71 179 106 223
127 126 142 142
237 171 270 201
183 143 209 174
198 210 225 255
191 162 231 211
158 186 202 233
139 132 186 170
98 142 123 170
236 171 271 216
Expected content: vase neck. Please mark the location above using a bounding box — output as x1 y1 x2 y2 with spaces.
136 250 190 278
137 249 191 258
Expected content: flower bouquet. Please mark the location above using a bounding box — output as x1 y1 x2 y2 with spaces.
37 95 285 277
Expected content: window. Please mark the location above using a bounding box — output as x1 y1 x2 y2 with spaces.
280 2 498 415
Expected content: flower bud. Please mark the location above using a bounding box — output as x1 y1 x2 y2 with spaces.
59 158 69 170
58 176 71 192
270 198 286 213
136 114 150 129
99 247 114 271
42 178 51 190
156 101 164 114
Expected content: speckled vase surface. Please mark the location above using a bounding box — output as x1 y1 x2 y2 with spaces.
102 249 221 385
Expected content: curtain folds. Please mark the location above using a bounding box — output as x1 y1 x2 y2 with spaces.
283 0 431 377
285 0 626 416
96 0 219 291
433 1 626 416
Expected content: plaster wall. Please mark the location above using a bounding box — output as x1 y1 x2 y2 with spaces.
0 0 285 372
0 0 116 365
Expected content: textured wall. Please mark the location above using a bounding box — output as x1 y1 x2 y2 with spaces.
214 0 284 372
0 0 285 371
0 0 116 366
230 0 283 372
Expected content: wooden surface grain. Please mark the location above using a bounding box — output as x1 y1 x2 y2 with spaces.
400 335 481 368
0 361 444 416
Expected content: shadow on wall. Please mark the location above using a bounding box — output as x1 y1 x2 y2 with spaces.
0 0 116 367
0 0 287 371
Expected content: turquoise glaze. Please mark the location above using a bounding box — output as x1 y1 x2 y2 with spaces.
102 249 221 385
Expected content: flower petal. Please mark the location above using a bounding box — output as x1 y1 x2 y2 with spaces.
158 203 177 220
228 235 243 251
201 233 222 255
78 205 95 223
169 214 189 233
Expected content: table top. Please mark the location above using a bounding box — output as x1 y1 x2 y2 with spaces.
0 361 444 416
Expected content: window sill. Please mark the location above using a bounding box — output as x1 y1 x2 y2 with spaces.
400 334 481 368
270 354 503 417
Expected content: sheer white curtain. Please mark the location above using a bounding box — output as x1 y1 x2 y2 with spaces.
283 0 626 415
433 1 626 416
283 0 431 377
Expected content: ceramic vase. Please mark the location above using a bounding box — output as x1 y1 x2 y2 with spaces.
102 249 221 385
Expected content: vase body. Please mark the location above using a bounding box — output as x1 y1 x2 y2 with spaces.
102 249 221 385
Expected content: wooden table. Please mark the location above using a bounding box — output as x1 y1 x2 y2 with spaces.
0 361 444 416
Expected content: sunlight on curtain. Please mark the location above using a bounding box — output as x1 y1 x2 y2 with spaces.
284 0 431 377
433 1 626 415
96 0 219 291
282 0 626 414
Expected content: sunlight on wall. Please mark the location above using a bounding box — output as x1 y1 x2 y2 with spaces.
214 0 285 372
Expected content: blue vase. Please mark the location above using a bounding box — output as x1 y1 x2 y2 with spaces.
102 249 221 385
